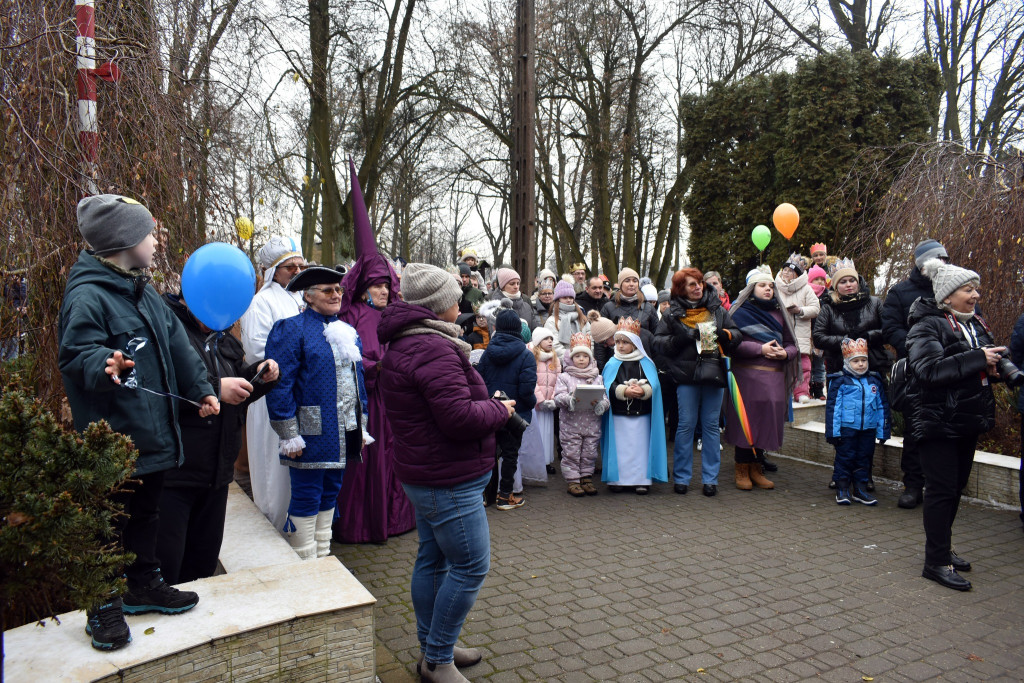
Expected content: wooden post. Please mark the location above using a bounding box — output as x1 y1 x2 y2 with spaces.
511 0 536 290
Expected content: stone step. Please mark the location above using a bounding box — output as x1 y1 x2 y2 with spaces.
782 420 1021 506
3 484 377 683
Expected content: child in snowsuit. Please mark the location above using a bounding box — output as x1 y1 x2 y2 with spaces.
825 338 890 506
601 317 668 494
554 332 608 496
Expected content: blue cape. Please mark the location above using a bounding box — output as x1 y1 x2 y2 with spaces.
599 356 668 483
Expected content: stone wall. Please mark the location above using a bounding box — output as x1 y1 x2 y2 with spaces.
784 403 1021 506
3 489 377 683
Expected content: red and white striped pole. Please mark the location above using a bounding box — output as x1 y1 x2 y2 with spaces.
75 0 119 195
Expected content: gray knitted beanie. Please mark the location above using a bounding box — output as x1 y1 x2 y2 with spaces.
913 239 948 269
402 262 463 314
77 194 155 256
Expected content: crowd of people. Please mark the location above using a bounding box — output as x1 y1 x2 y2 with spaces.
47 192 1024 677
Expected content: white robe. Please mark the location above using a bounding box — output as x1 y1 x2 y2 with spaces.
240 282 303 532
519 409 555 483
608 415 652 486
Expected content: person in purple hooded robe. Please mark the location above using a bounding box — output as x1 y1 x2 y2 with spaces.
332 162 417 543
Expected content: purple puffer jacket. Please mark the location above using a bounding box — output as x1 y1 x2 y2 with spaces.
378 300 509 487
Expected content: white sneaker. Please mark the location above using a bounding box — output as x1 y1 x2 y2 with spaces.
798 395 811 404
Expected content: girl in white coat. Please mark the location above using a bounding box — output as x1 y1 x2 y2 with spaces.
775 254 820 403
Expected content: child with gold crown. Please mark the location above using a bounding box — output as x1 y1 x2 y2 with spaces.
825 337 890 506
600 317 667 494
553 331 608 496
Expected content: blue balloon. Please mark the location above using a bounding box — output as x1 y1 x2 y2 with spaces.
181 243 256 331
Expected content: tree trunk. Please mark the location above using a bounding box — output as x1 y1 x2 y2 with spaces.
309 0 345 263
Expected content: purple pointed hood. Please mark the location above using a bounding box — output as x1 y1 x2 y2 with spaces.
339 158 401 360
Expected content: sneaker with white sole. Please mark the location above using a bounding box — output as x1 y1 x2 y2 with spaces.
836 481 852 505
851 481 877 506
495 491 525 510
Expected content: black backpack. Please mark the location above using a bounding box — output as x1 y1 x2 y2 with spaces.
888 357 909 412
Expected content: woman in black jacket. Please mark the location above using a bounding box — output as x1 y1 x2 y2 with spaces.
906 259 1005 591
653 268 741 496
812 259 888 375
157 292 279 584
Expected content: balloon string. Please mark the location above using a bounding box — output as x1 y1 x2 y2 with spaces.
121 383 203 408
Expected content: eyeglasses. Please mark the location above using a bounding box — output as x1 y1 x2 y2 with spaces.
279 263 308 272
310 286 343 294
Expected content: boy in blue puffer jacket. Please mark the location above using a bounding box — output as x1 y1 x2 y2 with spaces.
477 305 537 510
825 338 891 506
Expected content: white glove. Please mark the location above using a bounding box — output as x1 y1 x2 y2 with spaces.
543 400 556 411
279 435 306 457
594 403 607 416
568 397 577 412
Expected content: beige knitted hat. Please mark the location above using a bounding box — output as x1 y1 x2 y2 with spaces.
401 263 462 314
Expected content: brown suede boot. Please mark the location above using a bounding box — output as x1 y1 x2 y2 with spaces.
735 463 753 490
749 463 774 489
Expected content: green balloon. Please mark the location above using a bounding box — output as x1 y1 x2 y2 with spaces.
751 224 771 251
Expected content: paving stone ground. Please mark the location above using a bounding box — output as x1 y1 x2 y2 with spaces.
334 450 1024 682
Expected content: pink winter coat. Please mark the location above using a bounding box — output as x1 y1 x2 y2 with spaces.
534 351 561 405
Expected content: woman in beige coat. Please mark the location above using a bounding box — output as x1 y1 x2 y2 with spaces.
775 254 820 402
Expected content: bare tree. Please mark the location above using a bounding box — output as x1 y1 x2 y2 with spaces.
924 0 1024 157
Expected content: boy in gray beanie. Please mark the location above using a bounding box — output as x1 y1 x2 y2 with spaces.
59 194 219 651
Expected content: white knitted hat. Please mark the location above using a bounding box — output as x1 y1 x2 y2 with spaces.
920 258 979 304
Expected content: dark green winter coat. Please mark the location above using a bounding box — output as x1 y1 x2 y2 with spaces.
58 251 214 476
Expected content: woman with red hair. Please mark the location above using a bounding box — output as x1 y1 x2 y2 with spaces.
653 268 741 497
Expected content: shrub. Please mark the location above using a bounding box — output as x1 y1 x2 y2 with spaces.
0 376 136 668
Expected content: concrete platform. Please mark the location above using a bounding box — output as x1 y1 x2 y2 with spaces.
787 403 1022 506
3 484 377 683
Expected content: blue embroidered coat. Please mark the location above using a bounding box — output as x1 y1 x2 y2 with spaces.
266 308 368 468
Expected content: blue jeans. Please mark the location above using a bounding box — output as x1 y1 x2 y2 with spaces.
673 384 725 485
832 428 875 483
402 472 491 665
811 354 826 384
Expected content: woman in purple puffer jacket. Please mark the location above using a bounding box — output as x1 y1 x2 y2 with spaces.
378 263 515 683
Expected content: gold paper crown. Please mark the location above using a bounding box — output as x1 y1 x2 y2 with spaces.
571 263 587 272
830 257 856 276
570 331 592 350
616 317 641 335
841 338 868 359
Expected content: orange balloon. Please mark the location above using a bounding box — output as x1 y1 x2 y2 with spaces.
773 203 799 240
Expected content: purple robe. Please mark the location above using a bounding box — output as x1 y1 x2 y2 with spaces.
333 253 416 543
724 309 798 451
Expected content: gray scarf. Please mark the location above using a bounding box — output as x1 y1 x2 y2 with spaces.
393 318 473 358
556 302 580 345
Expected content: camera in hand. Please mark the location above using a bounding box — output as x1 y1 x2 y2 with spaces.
494 390 530 435
995 348 1024 387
